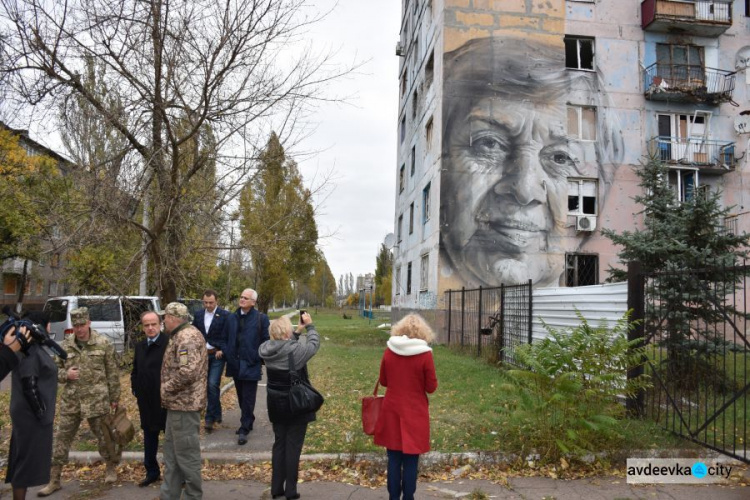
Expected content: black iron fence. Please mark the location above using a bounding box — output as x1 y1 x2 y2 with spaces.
444 281 532 366
628 261 750 464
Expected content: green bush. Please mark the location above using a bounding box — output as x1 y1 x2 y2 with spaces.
499 311 650 462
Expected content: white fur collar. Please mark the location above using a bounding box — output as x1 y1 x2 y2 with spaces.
387 335 432 356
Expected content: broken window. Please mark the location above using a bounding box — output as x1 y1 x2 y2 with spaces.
568 179 598 215
564 36 594 70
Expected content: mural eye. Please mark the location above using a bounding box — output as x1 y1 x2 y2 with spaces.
540 149 579 175
470 134 508 157
552 152 570 165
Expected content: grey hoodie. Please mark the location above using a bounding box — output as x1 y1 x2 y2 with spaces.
258 324 320 371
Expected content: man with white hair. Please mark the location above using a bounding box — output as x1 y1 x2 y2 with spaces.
224 288 269 446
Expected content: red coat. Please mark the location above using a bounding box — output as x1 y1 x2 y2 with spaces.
373 348 438 454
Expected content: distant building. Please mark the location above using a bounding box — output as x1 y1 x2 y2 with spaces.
1 122 74 311
357 273 375 292
392 0 750 326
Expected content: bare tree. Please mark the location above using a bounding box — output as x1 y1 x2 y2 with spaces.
0 0 348 302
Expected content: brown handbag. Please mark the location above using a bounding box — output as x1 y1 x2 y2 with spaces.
104 406 135 446
361 380 384 436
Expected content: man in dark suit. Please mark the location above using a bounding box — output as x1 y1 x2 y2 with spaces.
130 310 168 487
191 289 231 432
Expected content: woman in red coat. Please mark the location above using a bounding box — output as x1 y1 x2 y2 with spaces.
374 313 438 500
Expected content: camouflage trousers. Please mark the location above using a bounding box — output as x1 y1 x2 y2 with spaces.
51 412 122 467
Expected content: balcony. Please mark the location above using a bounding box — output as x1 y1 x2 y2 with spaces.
641 0 732 36
1 258 30 275
644 63 736 104
647 136 736 174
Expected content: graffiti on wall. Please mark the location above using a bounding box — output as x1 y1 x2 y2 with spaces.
439 37 623 289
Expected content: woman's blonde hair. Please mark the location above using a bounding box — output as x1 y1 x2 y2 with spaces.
269 316 293 340
390 313 435 343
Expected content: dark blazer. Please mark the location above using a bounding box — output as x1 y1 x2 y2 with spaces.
130 334 168 432
224 308 269 381
191 307 231 351
0 344 19 382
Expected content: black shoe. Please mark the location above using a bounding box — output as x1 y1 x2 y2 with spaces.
138 475 160 487
205 422 214 433
216 418 222 424
238 434 248 445
287 494 300 499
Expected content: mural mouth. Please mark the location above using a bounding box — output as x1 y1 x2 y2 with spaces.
470 224 546 254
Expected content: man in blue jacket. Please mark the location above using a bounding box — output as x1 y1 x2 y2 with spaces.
191 289 232 433
224 288 269 445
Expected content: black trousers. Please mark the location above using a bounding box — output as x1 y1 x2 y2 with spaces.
270 421 308 498
143 428 161 478
234 379 258 434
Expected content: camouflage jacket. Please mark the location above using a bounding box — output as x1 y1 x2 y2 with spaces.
56 329 121 418
161 322 208 412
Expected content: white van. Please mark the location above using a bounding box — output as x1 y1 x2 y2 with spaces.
44 296 162 353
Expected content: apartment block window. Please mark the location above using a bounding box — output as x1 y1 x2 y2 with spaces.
566 253 598 287
419 253 429 291
412 89 418 120
669 169 700 203
567 105 597 140
564 36 594 70
746 0 750 17
425 50 434 86
48 281 58 296
422 182 431 223
425 116 433 150
400 71 407 97
3 275 17 295
35 280 43 296
406 262 412 295
409 202 415 234
51 252 60 268
397 214 403 243
656 43 704 82
395 266 401 295
568 179 597 215
399 165 405 193
400 116 406 144
410 146 416 176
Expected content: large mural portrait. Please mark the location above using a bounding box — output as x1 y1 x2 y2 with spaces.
440 37 623 289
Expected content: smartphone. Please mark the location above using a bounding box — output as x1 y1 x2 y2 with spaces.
299 310 306 322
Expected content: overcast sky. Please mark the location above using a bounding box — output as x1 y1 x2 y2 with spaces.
296 0 400 286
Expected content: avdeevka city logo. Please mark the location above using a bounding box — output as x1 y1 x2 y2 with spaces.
626 458 733 484
691 461 708 479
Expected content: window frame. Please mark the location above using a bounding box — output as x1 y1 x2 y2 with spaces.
406 261 412 295
565 253 599 287
419 253 429 291
409 202 415 234
567 105 597 141
399 164 405 193
567 178 598 216
422 182 431 223
564 35 595 71
395 266 401 295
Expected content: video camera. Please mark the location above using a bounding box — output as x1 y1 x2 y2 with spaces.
0 306 68 360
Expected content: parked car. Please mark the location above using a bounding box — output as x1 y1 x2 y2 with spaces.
178 298 204 317
44 295 162 353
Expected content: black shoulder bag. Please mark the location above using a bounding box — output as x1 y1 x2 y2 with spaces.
287 352 324 415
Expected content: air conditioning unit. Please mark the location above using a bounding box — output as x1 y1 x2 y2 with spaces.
576 215 597 232
395 42 404 57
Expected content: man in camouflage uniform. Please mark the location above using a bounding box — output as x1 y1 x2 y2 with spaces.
159 302 208 500
38 307 121 497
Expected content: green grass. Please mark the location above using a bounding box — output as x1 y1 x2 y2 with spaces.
303 310 681 456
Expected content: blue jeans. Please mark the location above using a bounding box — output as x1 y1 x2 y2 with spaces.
387 449 419 500
205 354 226 424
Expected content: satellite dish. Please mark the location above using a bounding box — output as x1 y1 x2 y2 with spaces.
383 233 396 249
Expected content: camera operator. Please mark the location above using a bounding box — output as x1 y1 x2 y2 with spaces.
5 311 58 500
0 323 33 381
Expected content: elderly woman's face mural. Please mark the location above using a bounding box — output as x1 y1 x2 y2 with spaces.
440 37 622 288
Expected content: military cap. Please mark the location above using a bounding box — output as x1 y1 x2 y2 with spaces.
158 302 192 321
70 307 90 326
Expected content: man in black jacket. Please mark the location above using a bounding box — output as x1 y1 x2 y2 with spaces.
191 289 231 433
130 311 168 487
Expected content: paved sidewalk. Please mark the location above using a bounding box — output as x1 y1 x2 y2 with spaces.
2 378 747 499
